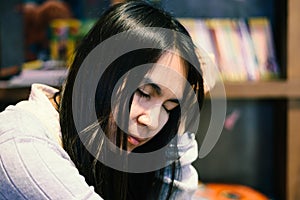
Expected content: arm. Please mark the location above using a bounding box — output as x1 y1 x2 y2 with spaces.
0 99 103 200
0 136 103 200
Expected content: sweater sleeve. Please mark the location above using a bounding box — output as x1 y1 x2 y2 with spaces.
0 136 103 200
0 137 101 199
163 132 199 200
0 108 103 200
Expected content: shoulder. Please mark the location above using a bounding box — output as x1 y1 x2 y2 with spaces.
0 103 103 199
0 104 42 133
0 101 67 160
0 103 49 140
0 83 60 143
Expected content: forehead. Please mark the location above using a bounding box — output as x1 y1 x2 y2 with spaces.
144 52 187 99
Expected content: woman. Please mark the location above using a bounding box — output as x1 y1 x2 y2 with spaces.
0 1 204 199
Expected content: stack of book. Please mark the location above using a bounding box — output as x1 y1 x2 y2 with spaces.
179 18 279 82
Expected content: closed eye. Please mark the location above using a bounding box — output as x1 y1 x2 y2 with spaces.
162 105 172 113
136 88 150 99
163 100 179 113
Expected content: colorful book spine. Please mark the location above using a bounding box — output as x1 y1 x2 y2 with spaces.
248 17 279 80
178 17 279 82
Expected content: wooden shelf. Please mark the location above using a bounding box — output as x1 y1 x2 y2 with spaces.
0 86 30 102
223 80 300 99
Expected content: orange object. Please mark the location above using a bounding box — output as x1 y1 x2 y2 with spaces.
193 183 269 200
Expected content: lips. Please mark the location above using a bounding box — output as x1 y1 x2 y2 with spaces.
127 135 146 146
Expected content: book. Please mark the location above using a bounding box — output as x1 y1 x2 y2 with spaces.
248 18 279 80
237 19 260 81
206 19 248 82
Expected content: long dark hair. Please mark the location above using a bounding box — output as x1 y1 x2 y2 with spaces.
59 1 204 200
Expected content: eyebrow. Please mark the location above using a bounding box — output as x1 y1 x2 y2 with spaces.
142 78 181 104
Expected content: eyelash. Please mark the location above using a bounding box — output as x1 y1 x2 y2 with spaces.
136 89 150 99
163 105 171 113
136 89 171 113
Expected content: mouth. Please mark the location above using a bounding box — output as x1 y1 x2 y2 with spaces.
127 135 147 146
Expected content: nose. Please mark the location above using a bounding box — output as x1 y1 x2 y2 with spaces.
137 104 161 130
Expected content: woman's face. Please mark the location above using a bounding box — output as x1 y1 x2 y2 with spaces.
127 52 187 152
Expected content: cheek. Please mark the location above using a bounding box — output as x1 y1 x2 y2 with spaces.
159 113 169 130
